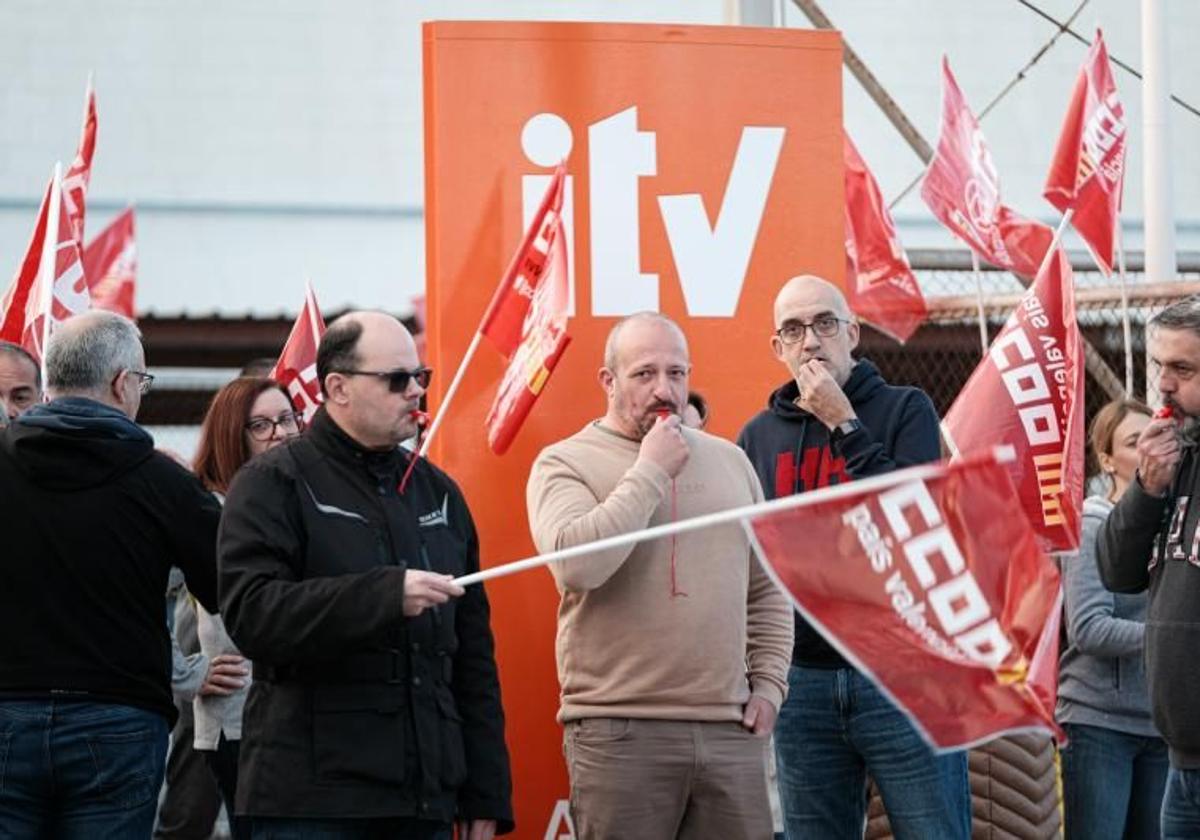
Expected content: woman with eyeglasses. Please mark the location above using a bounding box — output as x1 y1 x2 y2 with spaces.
1058 398 1168 839
190 377 304 840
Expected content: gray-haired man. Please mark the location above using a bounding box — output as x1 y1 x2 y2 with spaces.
0 311 222 836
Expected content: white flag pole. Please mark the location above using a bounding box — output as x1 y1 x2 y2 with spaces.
304 278 321 339
453 446 1017 587
970 250 988 357
417 330 484 458
1115 227 1133 396
36 163 64 386
1036 209 1075 280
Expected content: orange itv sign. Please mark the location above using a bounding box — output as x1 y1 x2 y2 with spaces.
423 20 842 837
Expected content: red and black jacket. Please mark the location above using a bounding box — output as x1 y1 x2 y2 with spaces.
736 359 941 667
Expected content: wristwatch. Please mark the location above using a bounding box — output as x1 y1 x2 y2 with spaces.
830 417 863 445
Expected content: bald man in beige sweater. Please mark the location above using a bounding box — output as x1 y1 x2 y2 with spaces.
526 312 793 840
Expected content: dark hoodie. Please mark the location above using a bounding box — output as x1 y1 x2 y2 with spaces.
1097 432 1200 769
0 397 220 725
737 359 941 667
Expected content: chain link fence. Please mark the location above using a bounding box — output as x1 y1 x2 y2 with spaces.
860 251 1200 479
141 252 1200 463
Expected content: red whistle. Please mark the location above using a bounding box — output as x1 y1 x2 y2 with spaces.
1156 405 1175 420
410 409 430 427
655 408 670 421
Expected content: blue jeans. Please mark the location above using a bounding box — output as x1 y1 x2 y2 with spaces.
250 817 452 839
1061 722 1168 839
1162 766 1200 840
0 699 169 838
774 665 971 840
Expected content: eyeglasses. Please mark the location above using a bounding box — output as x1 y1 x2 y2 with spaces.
127 370 155 395
336 367 433 393
244 412 304 441
775 315 848 345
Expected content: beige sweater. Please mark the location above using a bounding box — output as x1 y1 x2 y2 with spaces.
526 421 793 723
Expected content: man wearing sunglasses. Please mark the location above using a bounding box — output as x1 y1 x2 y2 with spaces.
219 310 512 839
736 275 969 839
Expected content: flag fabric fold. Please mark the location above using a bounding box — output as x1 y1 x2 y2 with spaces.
81 207 137 318
921 58 1053 279
272 283 327 422
746 452 1064 751
1043 30 1126 275
943 248 1085 553
844 132 928 343
20 173 90 362
62 80 98 249
484 180 572 455
479 164 566 357
0 182 52 344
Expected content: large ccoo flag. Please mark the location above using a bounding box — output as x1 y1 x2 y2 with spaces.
82 207 137 319
943 248 1085 553
922 58 1053 278
272 282 327 422
747 451 1063 750
485 190 571 455
1043 30 1126 275
843 132 928 343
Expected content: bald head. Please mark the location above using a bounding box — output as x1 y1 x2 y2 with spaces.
317 310 425 449
599 311 691 439
770 274 860 388
773 275 852 328
317 311 418 396
603 311 688 372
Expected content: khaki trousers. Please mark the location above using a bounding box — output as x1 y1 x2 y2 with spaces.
563 718 773 840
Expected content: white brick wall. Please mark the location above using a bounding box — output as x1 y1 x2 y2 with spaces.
1 0 1196 318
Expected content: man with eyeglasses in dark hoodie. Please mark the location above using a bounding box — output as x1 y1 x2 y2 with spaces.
219 310 512 839
1098 295 1200 838
737 275 970 839
0 311 221 837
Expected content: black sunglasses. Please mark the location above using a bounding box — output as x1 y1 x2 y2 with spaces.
336 367 433 393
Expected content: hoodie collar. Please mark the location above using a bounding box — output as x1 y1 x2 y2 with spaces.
17 397 150 443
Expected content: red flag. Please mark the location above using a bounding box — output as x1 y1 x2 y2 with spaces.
0 182 52 343
479 164 565 357
1043 30 1126 275
81 208 136 319
748 452 1064 750
922 58 1054 278
62 80 98 249
996 207 1055 281
943 248 1085 552
844 132 928 343
272 283 326 422
21 176 90 362
485 203 571 455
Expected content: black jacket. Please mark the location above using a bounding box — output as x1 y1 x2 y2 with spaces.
737 359 941 667
0 397 220 725
1097 439 1200 769
219 408 513 830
